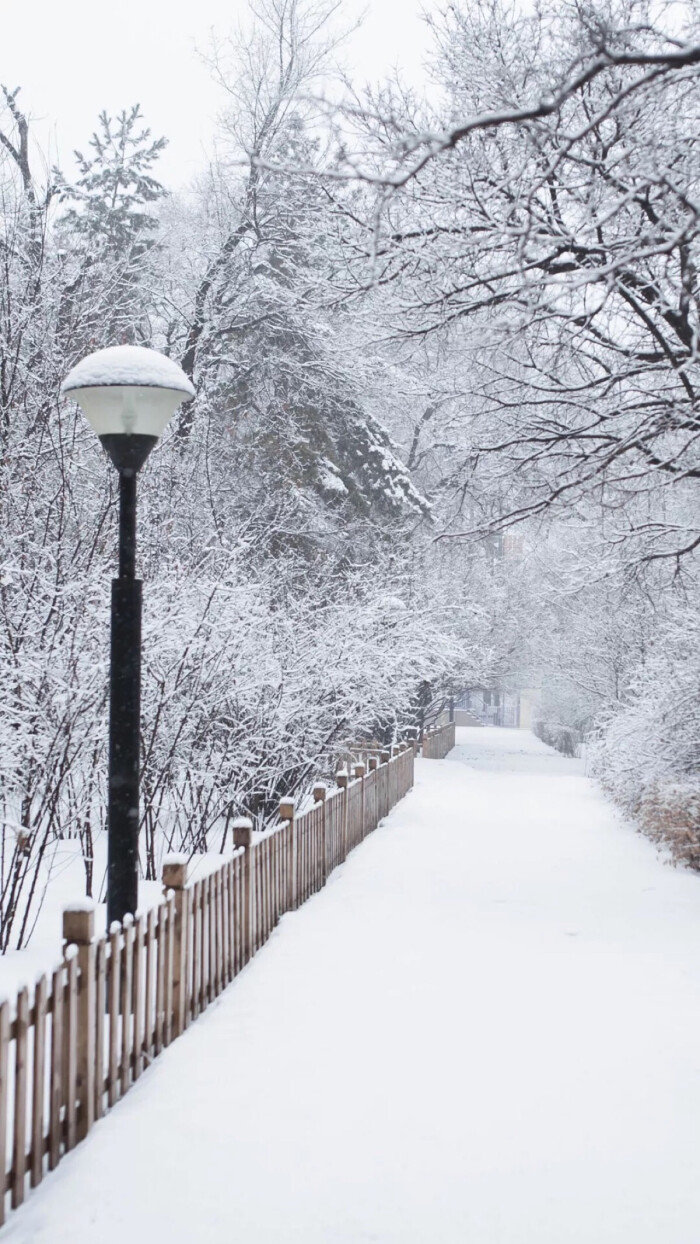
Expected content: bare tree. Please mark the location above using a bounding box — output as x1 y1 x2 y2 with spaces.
333 0 699 563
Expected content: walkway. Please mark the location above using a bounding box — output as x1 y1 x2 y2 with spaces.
7 729 700 1243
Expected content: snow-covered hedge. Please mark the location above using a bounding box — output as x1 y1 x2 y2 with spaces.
590 596 700 867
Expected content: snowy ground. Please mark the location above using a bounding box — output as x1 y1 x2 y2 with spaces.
7 727 700 1243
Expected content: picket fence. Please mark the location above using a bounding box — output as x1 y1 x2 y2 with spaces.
0 743 415 1225
422 720 456 759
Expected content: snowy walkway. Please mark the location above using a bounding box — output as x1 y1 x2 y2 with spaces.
7 728 700 1243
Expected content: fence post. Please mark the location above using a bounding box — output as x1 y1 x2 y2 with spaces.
62 904 95 1143
336 771 349 861
279 800 296 908
380 752 391 819
233 818 254 963
367 756 379 833
353 764 366 837
162 856 189 1041
313 784 328 883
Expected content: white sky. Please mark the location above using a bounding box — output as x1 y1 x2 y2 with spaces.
2 0 430 188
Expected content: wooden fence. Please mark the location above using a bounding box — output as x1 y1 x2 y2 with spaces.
421 721 456 759
0 743 414 1225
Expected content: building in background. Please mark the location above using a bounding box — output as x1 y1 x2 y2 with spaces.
454 687 540 729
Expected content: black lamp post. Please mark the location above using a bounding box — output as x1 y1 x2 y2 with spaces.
61 346 194 928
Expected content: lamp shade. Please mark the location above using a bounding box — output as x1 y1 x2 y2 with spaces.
61 346 195 439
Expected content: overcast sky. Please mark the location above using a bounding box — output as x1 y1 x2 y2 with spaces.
2 0 430 188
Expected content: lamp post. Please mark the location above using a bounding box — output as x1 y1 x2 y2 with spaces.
61 346 194 928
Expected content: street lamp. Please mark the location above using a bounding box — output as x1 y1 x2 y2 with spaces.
61 345 195 927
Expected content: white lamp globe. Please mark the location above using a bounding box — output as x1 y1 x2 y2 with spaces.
61 345 195 471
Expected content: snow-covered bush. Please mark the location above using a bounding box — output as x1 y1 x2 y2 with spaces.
590 594 700 866
532 720 579 758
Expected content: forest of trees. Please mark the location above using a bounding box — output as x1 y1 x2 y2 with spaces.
1 0 698 946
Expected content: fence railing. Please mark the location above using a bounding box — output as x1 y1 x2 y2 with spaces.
0 742 414 1225
421 721 456 759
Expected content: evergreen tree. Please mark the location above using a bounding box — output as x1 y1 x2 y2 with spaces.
53 105 167 348
56 105 166 254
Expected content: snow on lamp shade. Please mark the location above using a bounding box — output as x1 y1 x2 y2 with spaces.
61 345 195 440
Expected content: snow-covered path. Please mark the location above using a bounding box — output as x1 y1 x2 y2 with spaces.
8 728 700 1243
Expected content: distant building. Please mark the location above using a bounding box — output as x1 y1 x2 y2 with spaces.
453 687 540 729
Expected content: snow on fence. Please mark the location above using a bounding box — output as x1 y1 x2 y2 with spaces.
0 743 414 1226
421 721 456 760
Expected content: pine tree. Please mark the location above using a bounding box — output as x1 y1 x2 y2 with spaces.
56 105 167 253
54 105 168 347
